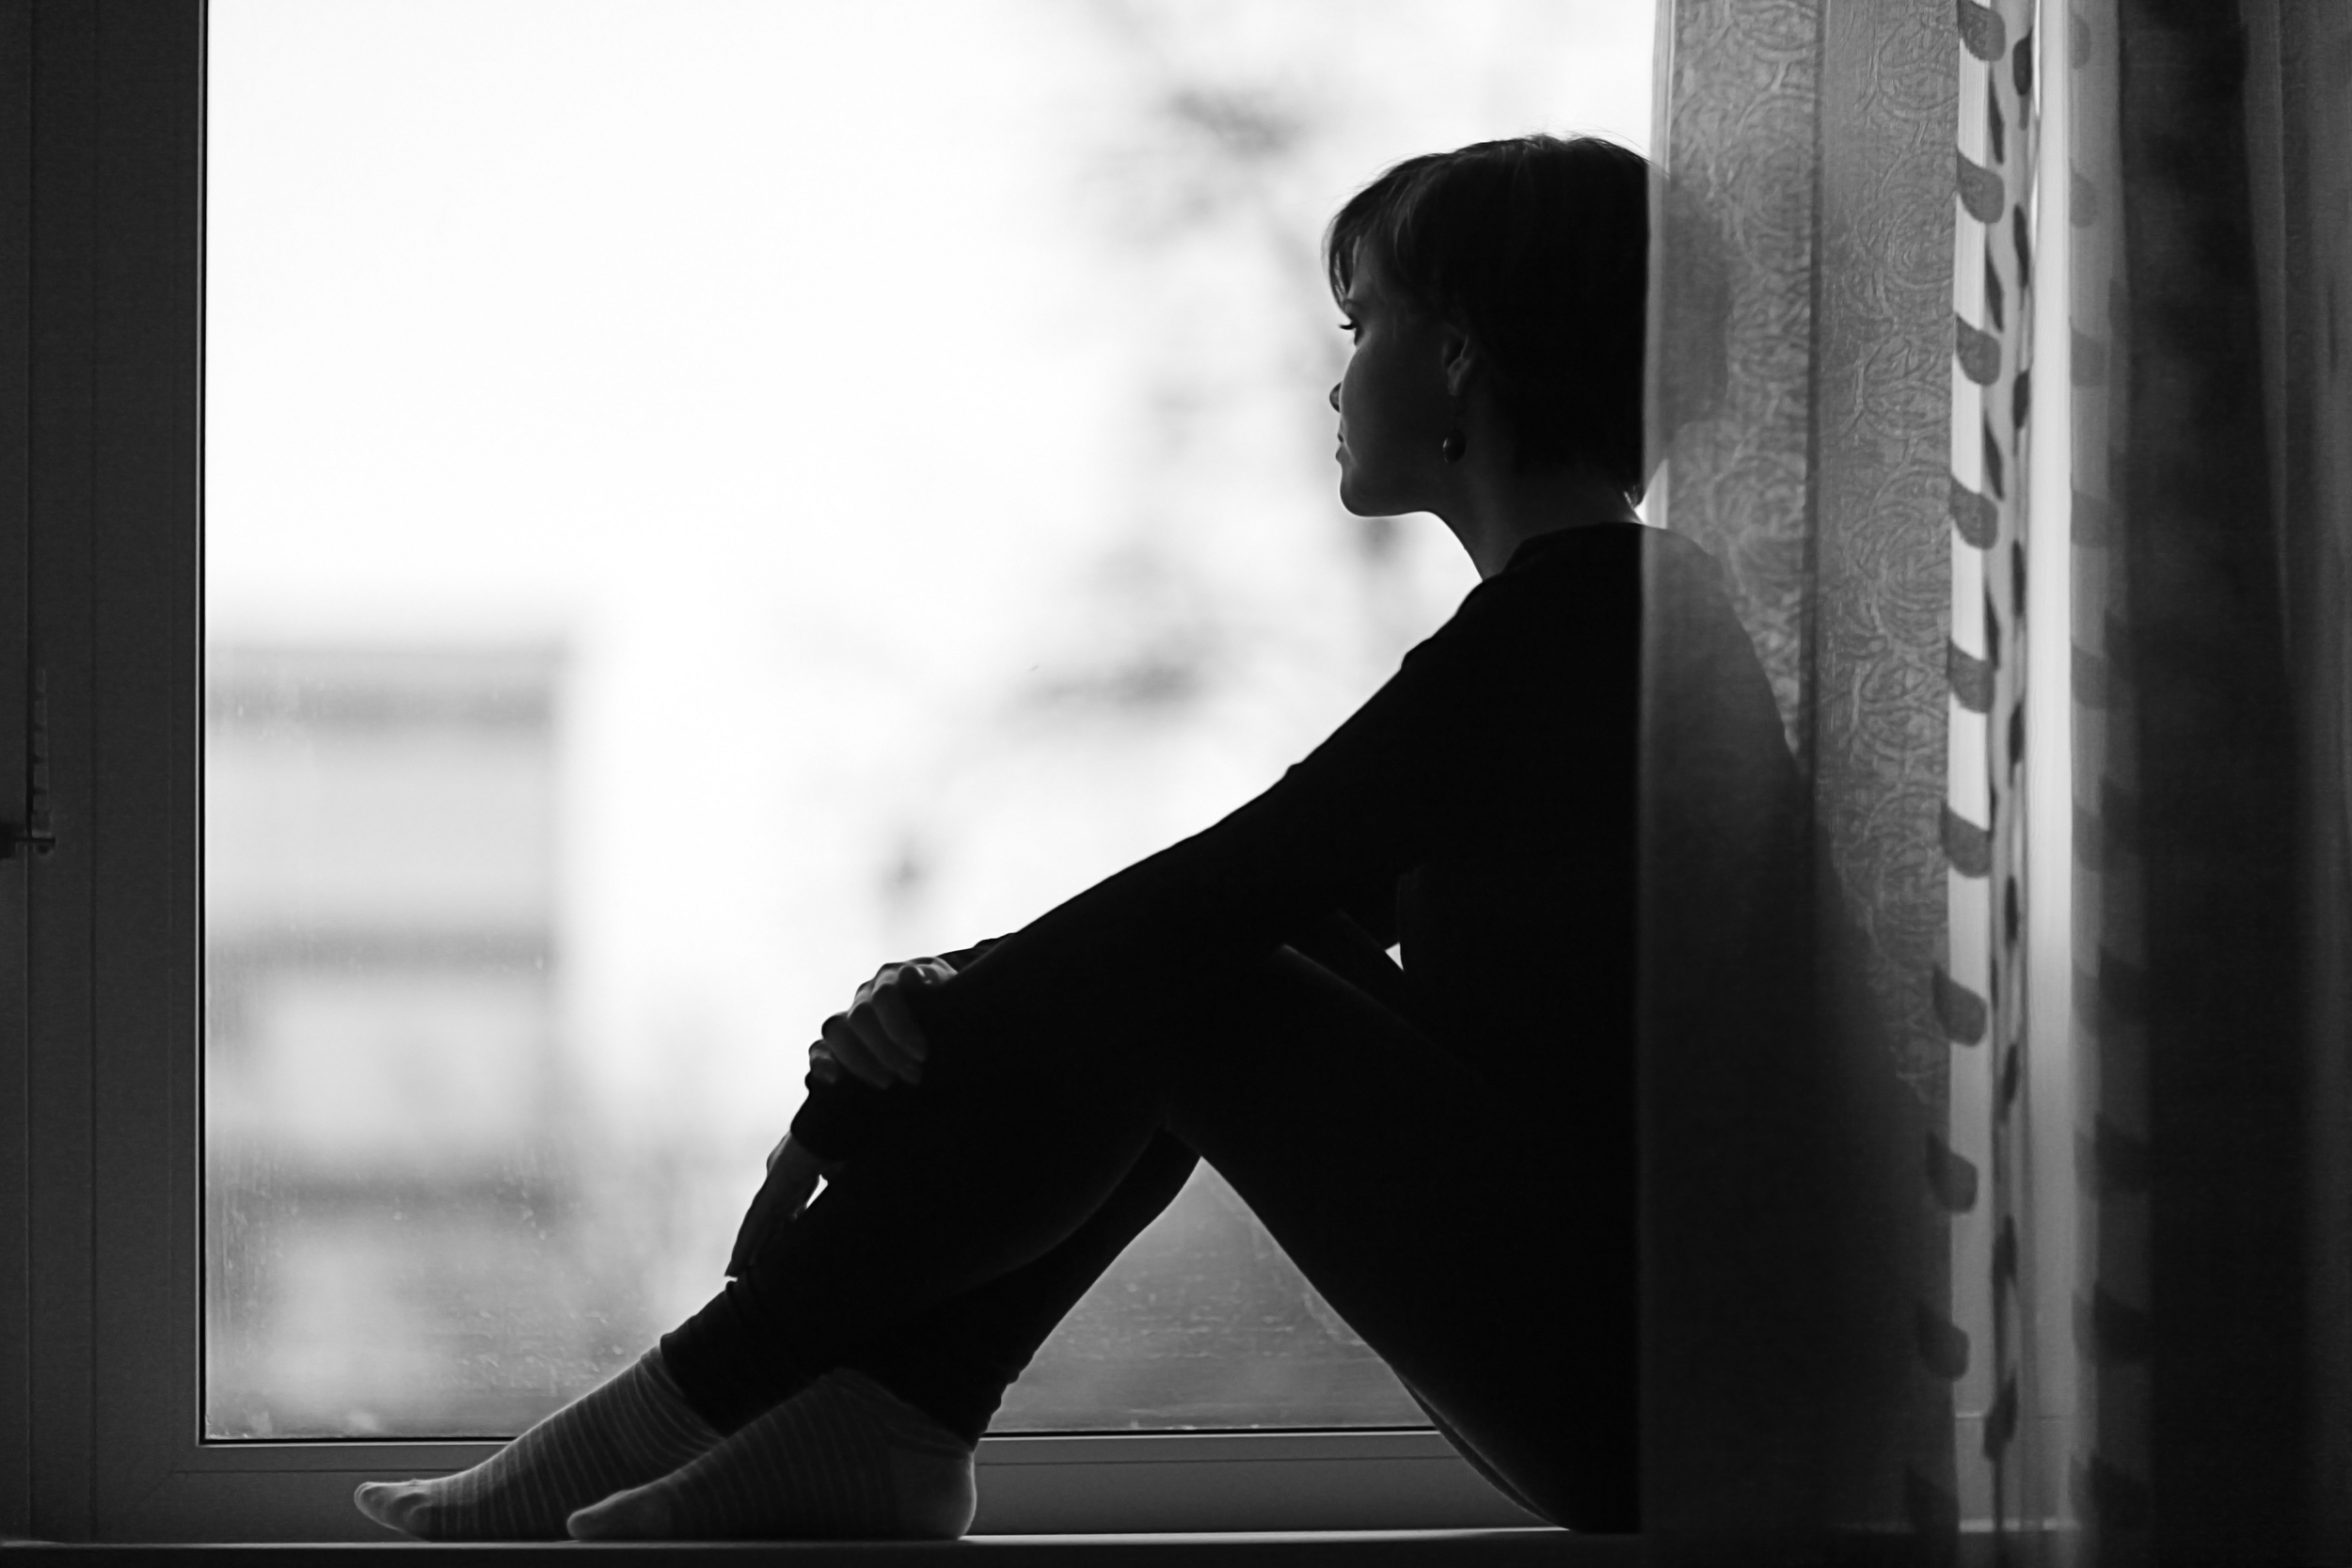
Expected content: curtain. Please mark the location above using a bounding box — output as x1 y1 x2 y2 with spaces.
1641 0 1978 1557
2067 2 2352 1563
1638 0 2352 1561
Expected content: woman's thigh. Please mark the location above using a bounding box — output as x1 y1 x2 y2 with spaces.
1136 946 1636 1532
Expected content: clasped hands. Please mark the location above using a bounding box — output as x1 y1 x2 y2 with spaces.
808 952 955 1091
727 955 955 1276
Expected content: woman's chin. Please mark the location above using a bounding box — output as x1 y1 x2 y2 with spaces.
1334 474 1389 518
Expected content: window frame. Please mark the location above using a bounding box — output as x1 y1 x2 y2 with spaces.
0 2 1552 1542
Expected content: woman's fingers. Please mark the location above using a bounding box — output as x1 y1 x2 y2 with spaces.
850 969 940 1080
822 1008 920 1087
850 1004 922 1083
811 960 952 1091
867 984 930 1063
819 1014 890 1088
851 991 922 1081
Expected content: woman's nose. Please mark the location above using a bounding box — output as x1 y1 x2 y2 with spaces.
1328 383 1342 412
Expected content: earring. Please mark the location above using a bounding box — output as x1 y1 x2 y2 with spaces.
1440 425 1467 464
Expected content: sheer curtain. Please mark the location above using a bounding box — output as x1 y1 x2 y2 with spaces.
1641 0 1985 1555
1637 0 2352 1561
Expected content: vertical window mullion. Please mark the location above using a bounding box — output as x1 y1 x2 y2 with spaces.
0 0 39 1539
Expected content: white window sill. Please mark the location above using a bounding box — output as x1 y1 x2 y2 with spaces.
0 1530 1605 1563
67 1431 1551 1543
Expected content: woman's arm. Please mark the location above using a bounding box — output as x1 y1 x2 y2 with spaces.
725 1132 839 1277
839 544 1640 1097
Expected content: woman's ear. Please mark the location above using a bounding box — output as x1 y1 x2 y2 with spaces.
1439 326 1480 401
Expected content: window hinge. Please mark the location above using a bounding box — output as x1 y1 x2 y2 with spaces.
1 665 56 860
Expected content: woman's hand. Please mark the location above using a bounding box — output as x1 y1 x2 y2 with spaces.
809 955 957 1090
727 1133 843 1278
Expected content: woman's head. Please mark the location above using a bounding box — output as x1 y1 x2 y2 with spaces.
1325 135 1650 504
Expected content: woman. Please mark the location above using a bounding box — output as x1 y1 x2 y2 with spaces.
355 131 1790 1542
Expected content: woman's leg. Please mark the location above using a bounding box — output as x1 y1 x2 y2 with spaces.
659 1064 1170 1430
810 913 1389 1447
660 944 1632 1531
821 1128 1202 1446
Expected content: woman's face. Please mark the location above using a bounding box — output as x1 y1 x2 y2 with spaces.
1330 248 1460 518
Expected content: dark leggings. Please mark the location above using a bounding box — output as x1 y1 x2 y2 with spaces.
661 936 1635 1531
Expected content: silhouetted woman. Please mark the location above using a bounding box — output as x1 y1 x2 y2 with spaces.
357 132 1788 1543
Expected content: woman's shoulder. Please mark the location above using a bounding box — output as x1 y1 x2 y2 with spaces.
1451 521 1668 632
1480 522 1746 626
1432 524 1765 699
1394 526 1651 695
1399 525 1745 689
1502 518 1728 578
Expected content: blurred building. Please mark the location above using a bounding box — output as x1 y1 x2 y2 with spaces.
203 643 626 1438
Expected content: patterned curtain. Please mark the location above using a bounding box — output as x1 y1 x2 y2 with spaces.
1641 0 1978 1556
1946 0 2041 1540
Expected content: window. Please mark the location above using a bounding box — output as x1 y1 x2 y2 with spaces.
4 3 1656 1542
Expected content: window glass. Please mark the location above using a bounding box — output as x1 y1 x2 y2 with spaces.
203 0 1652 1440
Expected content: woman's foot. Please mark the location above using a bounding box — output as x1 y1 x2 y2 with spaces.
352 1348 720 1540
562 1477 678 1539
567 1368 977 1541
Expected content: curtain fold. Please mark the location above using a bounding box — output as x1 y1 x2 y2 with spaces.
2067 3 2352 1563
2248 2 2352 1555
1641 0 2352 1561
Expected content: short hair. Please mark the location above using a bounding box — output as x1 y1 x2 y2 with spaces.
1325 135 1650 493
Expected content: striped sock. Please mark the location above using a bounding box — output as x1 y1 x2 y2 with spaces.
353 1348 720 1540
565 1368 977 1542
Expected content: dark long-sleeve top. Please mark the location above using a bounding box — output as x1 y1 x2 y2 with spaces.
788 521 1786 1164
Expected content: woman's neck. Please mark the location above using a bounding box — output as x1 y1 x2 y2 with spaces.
1441 458 1643 579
